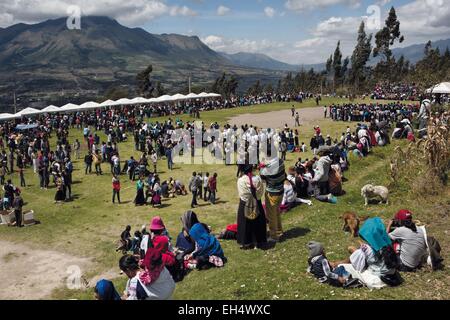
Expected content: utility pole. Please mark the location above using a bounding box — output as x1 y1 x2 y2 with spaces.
188 76 191 94
13 90 17 114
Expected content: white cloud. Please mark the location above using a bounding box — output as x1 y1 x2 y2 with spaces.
285 0 361 12
201 35 284 54
264 7 276 18
0 0 197 27
217 5 231 16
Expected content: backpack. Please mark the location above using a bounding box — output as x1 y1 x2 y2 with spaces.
427 236 444 271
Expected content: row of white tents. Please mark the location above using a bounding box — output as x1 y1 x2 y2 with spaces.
0 92 221 121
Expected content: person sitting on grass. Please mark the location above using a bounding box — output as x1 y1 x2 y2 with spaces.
175 210 209 255
94 279 121 300
116 225 132 253
386 209 428 272
307 241 359 288
119 252 175 300
150 216 172 247
184 223 226 270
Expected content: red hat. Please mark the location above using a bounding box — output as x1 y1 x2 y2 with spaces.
395 209 413 221
150 216 165 231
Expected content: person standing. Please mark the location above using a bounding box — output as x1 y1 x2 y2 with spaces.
151 151 158 174
12 190 24 228
134 176 146 206
84 152 93 175
197 172 203 201
19 166 26 188
8 151 14 173
324 105 328 118
208 173 217 204
165 144 173 171
295 112 300 127
188 171 199 208
203 172 210 201
112 175 121 204
291 105 295 117
260 153 286 242
237 164 267 249
93 150 103 175
73 139 81 160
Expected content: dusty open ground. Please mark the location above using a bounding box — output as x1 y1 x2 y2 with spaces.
0 240 92 299
228 106 325 128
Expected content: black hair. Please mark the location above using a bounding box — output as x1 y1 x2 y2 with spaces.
119 255 139 272
398 219 417 232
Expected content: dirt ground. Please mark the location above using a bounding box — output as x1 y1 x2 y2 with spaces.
228 106 325 128
0 240 92 300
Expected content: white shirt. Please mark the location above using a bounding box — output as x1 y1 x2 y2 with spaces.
125 268 175 300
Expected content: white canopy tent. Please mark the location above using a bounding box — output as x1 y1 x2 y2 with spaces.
16 107 41 117
0 113 18 120
170 93 186 101
197 92 209 98
185 93 198 99
99 99 115 107
205 93 221 98
40 105 61 113
78 101 100 110
426 82 450 94
111 98 133 106
154 95 172 103
129 97 148 104
59 103 80 112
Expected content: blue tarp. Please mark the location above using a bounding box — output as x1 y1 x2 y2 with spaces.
15 124 39 130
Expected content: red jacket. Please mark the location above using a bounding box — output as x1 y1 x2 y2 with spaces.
112 179 121 191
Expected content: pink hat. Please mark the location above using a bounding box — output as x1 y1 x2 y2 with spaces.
150 216 165 231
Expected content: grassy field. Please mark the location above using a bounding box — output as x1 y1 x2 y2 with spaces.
0 98 448 300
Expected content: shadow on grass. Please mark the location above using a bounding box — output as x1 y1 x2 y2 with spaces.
280 227 311 242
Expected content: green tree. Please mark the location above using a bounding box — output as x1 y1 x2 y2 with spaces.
154 81 166 97
373 7 404 82
136 64 155 98
333 41 342 89
350 21 372 92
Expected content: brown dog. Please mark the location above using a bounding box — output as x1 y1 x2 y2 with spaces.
341 212 368 237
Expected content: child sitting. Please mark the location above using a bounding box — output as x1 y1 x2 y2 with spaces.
307 241 357 288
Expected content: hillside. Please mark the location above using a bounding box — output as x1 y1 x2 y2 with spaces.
0 16 283 110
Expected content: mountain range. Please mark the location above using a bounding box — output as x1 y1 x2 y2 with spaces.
220 39 450 71
0 16 283 109
0 15 449 111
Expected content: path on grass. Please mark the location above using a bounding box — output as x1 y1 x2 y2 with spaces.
0 240 92 299
227 106 325 128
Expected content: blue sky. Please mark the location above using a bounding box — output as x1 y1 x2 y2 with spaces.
1 0 449 64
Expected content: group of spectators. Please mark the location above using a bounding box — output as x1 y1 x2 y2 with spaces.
371 83 420 101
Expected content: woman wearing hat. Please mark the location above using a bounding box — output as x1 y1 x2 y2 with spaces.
236 164 267 250
386 210 428 272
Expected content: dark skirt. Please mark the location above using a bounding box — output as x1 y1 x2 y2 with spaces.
237 199 267 246
135 188 146 205
55 189 65 201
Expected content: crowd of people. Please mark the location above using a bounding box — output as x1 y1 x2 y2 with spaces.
0 91 446 300
371 83 420 101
